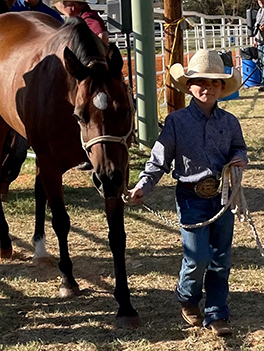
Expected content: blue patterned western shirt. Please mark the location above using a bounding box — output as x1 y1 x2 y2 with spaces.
137 98 247 195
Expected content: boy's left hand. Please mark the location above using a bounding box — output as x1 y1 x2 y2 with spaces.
230 157 246 171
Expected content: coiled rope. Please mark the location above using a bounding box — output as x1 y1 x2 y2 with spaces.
123 163 264 257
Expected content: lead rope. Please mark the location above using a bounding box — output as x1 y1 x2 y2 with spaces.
229 166 264 257
123 164 264 257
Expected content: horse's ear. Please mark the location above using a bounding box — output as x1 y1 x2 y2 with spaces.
64 46 89 81
106 43 123 76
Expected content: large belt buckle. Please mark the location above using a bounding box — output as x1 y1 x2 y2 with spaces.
194 177 221 198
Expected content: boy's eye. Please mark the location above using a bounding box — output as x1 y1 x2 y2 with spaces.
212 79 221 85
193 79 204 85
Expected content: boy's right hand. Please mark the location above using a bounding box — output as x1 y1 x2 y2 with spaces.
260 23 264 31
128 187 144 205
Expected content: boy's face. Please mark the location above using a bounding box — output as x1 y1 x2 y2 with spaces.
187 78 225 104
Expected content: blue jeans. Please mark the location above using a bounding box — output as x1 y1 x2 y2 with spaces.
258 44 264 85
175 184 234 327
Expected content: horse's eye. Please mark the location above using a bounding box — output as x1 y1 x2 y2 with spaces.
73 113 85 125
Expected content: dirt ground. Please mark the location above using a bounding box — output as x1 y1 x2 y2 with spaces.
0 78 264 350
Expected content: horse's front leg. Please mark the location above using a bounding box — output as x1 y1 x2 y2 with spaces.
0 199 12 260
0 120 13 260
105 198 139 328
32 172 50 266
40 168 80 297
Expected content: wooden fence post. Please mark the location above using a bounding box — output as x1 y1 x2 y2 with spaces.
164 0 185 114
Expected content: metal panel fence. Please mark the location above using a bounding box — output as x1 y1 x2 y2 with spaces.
108 11 254 106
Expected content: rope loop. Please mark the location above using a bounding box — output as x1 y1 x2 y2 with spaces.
123 163 264 257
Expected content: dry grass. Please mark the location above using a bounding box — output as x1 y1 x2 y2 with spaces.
0 87 264 351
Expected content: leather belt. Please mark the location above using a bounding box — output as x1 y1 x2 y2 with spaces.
178 177 221 198
178 181 196 190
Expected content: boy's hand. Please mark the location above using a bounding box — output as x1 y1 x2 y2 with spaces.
128 187 143 205
260 23 264 31
230 157 246 171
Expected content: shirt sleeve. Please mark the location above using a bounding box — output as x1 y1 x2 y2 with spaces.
35 3 64 22
136 114 176 195
81 12 107 35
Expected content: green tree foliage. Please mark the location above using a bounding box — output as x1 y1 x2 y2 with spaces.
182 0 258 17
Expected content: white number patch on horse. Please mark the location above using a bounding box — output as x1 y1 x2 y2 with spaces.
93 92 108 110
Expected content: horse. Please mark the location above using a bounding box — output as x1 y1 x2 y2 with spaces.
0 12 139 328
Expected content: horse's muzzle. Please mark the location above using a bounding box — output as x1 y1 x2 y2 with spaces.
92 170 124 199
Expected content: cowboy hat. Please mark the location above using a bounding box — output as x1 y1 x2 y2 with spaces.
170 49 241 99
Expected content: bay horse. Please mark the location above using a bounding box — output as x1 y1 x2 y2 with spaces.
0 12 139 328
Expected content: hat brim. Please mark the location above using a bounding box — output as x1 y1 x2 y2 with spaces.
170 63 241 99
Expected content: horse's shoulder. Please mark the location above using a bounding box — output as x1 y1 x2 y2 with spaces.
0 12 61 33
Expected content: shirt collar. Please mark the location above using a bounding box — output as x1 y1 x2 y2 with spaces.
189 98 219 120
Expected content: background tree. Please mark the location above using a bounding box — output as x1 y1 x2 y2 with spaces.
182 0 258 17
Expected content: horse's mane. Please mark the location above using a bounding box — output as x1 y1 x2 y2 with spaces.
61 17 102 66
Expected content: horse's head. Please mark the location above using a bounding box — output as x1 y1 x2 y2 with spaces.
64 44 134 199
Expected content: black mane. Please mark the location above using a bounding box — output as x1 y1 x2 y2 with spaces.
62 17 101 66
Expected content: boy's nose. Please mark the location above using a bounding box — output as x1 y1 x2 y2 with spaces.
205 83 212 89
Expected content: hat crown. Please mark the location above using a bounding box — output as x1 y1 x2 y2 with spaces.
187 49 224 75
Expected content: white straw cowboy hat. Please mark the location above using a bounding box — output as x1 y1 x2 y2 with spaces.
170 49 241 99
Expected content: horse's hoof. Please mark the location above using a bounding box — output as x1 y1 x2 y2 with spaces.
33 256 53 267
116 315 140 329
0 247 13 261
59 285 81 298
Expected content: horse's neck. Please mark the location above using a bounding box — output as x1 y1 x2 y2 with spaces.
92 33 108 56
40 33 67 60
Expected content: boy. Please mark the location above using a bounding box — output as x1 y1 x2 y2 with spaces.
129 49 247 336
